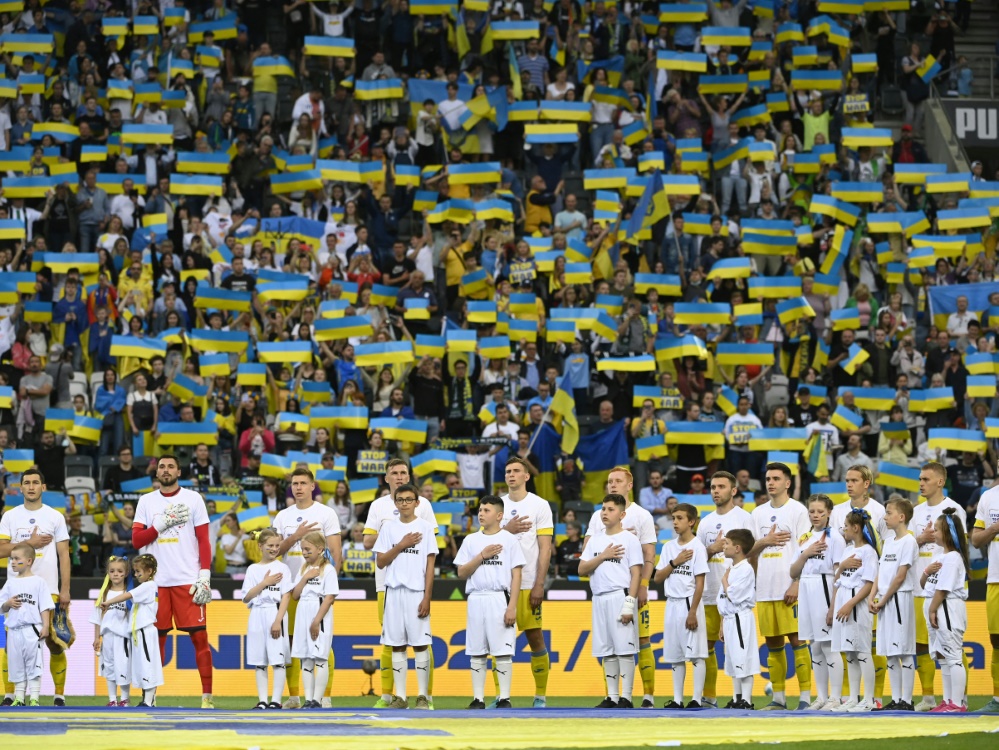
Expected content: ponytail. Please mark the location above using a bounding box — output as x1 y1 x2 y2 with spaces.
941 507 970 579
97 556 131 607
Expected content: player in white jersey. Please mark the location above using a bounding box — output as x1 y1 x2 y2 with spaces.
836 465 888 706
373 483 438 710
90 556 133 706
718 529 760 709
273 467 341 708
910 462 967 710
971 478 999 712
290 532 338 709
750 462 811 710
501 456 554 708
242 529 293 709
454 495 526 709
131 455 214 708
363 459 438 708
99 553 163 707
582 467 657 707
0 543 53 706
868 498 918 712
580 494 644 708
654 502 710 708
0 467 70 705
696 471 753 708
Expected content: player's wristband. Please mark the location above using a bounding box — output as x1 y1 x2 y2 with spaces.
640 578 649 587
669 559 677 568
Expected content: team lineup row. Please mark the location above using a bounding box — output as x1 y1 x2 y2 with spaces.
2 459 999 711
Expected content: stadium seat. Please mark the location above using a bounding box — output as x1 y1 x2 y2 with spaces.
65 455 94 479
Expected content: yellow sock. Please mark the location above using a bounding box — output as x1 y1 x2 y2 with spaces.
916 652 935 697
531 650 550 697
842 653 850 695
991 650 999 695
639 642 656 697
704 648 718 700
963 649 970 687
873 653 887 700
288 657 301 697
380 645 394 696
492 657 500 694
2 649 12 695
769 647 787 694
324 650 335 698
793 644 811 694
428 646 434 698
50 651 67 695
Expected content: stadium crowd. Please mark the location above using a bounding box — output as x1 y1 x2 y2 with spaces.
0 0 997 585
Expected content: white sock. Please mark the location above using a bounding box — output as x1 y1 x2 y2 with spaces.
603 656 620 701
773 690 785 704
812 642 829 702
830 651 844 700
107 678 118 702
143 687 156 705
941 660 952 704
415 649 429 698
313 660 329 703
28 678 41 701
271 666 286 705
495 656 513 700
672 662 686 704
121 684 130 702
14 683 25 702
692 659 705 704
859 651 875 703
887 656 902 702
741 676 754 703
901 656 915 703
302 658 316 700
948 662 966 706
393 651 408 701
256 667 269 703
619 655 636 701
471 656 488 701
846 653 861 701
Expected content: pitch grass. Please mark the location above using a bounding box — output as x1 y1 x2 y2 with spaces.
50 694 998 710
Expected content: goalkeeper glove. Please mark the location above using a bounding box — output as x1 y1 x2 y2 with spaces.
190 569 212 605
153 503 191 533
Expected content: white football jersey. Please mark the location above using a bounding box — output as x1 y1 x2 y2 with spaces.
274 502 341 578
0 504 69 596
908 499 966 596
133 487 210 588
751 499 810 602
696 506 754 606
501 492 554 590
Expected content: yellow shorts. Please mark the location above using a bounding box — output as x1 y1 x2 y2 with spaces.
378 591 385 627
287 598 298 636
758 600 798 638
705 604 721 642
638 602 650 640
516 589 543 632
987 584 999 635
915 596 928 645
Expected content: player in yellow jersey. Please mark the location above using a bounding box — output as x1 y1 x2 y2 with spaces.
972 475 999 713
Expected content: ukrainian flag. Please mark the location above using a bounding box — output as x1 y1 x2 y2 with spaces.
742 232 797 255
926 173 970 194
916 54 941 83
158 422 218 446
507 102 539 122
257 341 313 364
659 2 709 21
370 418 427 443
966 353 999 375
908 387 955 413
177 151 230 175
791 69 842 91
583 168 633 190
409 0 454 12
830 405 863 434
44 409 74 433
448 162 502 185
414 334 445 358
872 461 920 493
268 169 322 195
893 163 946 185
966 376 997 398
134 82 163 104
69 415 102 444
673 302 731 326
832 181 884 204
410 450 459 477
698 74 748 94
303 36 354 57
657 50 708 72
446 329 477 353
747 276 801 300
840 127 893 148
749 428 807 451
346 477 379 504
837 388 894 411
539 101 591 122
829 308 860 331
655 335 708 361
636 434 668 461
131 15 159 34
664 422 725 446
775 22 805 43
731 303 761 327
0 384 12 409
810 194 860 226
765 93 790 115
632 274 681 296
840 343 869 375
260 453 293 479
596 355 656 372
546 319 576 343
852 53 878 74
776 296 816 325
701 26 751 46
17 73 45 95
170 174 223 196
187 329 249 353
478 335 510 360
354 78 405 100
110 335 166 359
734 104 770 129
121 123 171 145
0 33 53 54
22 301 51 323
927 428 986 454
792 45 819 67
233 506 269 532
355 341 414 366
524 123 578 145
312 406 369 431
299 381 332 405
491 20 540 40
938 208 991 230
199 354 230 378
4 449 35 473
717 343 773 366
970 182 999 199
194 286 251 312
162 90 189 109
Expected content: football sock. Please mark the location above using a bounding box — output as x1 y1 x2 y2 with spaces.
992 649 999 699
301 658 315 700
313 660 329 703
793 643 811 704
189 630 213 694
471 656 488 702
325 650 334 698
288 658 301 698
619 654 636 701
704 647 718 700
639 642 655 698
901 655 915 703
603 656 620 701
255 667 269 703
495 656 513 700
50 651 67 696
271 665 286 705
768 646 787 694
531 649 549 698
671 662 686 704
916 651 935 698
692 658 705 704
380 646 394 699
392 651 408 701
415 649 430 698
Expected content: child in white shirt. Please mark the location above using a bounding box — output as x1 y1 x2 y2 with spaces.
0 543 54 706
243 529 293 709
90 556 133 706
718 529 759 709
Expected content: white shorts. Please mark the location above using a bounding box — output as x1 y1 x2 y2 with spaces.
831 586 873 653
381 587 433 648
98 632 132 686
291 598 333 660
722 610 760 678
131 624 164 690
591 591 640 658
876 591 916 657
798 575 834 642
466 592 516 657
924 597 966 664
5 625 44 683
662 597 708 663
247 606 291 666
